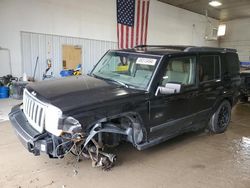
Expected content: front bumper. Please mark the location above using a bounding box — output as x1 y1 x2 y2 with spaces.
9 105 67 158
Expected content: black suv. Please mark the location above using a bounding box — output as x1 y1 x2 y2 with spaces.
9 45 240 169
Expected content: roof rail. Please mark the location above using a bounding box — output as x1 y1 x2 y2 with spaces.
184 47 237 53
134 45 237 53
134 45 193 51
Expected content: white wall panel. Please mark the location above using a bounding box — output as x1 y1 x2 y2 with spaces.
0 50 11 76
220 18 250 62
21 32 117 80
220 40 250 62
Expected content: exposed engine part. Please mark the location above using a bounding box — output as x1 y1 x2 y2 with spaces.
55 118 143 170
57 131 117 170
83 138 117 170
55 132 84 158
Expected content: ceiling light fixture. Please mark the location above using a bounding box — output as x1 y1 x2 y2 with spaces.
209 1 222 7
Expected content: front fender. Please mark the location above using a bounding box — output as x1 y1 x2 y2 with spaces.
84 123 132 147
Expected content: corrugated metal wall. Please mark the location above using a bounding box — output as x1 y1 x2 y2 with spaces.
21 32 117 80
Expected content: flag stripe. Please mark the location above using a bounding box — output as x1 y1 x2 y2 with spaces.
117 24 120 48
136 0 141 46
131 27 134 48
126 26 129 48
118 24 120 49
121 24 124 49
144 0 150 45
140 1 145 45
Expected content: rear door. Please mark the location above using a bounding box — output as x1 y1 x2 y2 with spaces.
193 54 223 121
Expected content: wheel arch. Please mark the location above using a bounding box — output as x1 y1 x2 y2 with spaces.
213 97 232 112
84 111 147 148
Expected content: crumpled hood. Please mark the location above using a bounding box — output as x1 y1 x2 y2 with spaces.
26 75 145 113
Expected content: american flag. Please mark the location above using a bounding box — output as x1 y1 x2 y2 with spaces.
117 0 150 49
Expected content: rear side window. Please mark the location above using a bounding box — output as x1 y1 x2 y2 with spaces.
199 55 221 82
225 53 240 75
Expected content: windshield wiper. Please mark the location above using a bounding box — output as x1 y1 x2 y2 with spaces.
92 74 129 88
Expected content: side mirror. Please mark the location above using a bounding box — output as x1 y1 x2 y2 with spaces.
156 83 182 96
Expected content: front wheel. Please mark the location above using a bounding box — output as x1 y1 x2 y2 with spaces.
208 100 231 134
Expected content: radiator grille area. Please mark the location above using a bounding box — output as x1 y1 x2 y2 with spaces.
23 89 47 133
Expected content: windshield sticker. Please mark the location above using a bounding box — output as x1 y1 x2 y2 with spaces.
136 58 157 66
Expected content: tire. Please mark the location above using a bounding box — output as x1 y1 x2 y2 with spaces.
208 100 231 134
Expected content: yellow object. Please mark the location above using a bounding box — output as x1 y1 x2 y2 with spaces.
117 65 128 72
73 70 81 76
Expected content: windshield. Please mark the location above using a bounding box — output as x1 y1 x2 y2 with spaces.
91 51 161 90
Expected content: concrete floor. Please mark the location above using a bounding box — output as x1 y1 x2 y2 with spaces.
0 101 250 188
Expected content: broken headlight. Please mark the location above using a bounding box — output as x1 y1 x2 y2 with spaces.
58 116 83 139
61 117 82 133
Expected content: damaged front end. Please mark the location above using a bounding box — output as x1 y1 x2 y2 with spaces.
56 115 144 170
55 121 123 170
9 102 144 170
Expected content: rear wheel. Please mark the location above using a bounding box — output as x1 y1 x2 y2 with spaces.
208 100 231 134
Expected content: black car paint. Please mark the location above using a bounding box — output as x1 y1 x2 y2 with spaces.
9 48 241 153
146 52 240 143
31 52 239 141
26 75 150 131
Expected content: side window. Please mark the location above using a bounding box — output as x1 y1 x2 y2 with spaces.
160 56 196 86
214 56 221 79
225 53 240 76
199 55 221 82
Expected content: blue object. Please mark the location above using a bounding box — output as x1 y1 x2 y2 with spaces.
76 64 82 71
60 70 74 77
0 86 9 98
240 62 250 68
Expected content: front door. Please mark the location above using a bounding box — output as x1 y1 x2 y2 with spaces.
148 56 198 139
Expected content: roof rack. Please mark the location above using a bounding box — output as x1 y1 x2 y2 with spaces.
134 45 237 53
185 47 237 53
134 45 191 51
